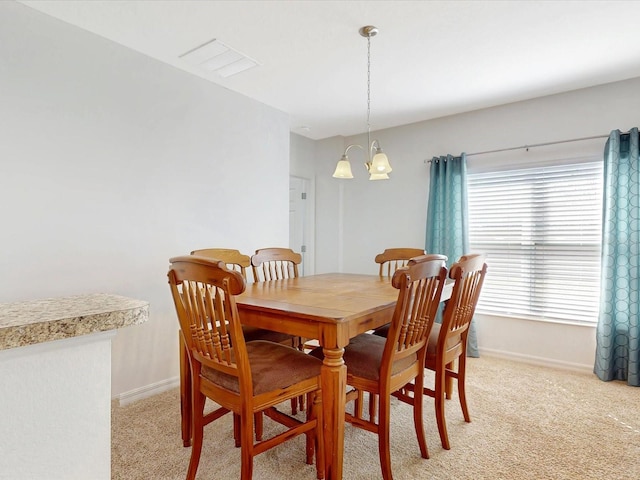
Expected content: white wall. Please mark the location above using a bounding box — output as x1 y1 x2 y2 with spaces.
307 76 640 371
0 2 290 397
312 136 345 273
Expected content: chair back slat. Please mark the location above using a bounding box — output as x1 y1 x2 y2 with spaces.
405 275 439 347
375 247 427 278
382 254 448 371
251 248 302 283
209 283 232 364
181 279 232 365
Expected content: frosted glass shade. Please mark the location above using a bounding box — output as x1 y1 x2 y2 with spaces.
370 151 392 174
369 172 390 180
332 157 354 179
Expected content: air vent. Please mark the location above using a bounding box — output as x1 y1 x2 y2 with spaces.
179 38 259 78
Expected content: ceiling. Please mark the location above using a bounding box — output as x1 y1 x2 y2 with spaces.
18 0 640 140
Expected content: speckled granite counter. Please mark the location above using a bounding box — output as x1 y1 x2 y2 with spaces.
0 293 149 351
0 293 149 479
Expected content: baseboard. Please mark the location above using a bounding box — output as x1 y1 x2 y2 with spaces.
114 376 180 406
479 348 594 373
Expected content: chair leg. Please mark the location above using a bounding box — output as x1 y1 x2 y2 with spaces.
445 360 455 399
187 391 206 480
313 392 325 480
233 413 241 448
179 335 192 447
305 392 314 465
377 393 393 480
413 371 429 459
297 338 306 413
291 336 305 415
457 354 471 422
235 413 263 447
254 412 264 441
369 393 378 424
239 410 254 480
434 362 451 450
353 390 363 419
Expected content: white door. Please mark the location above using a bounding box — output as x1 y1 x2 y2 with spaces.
289 176 312 275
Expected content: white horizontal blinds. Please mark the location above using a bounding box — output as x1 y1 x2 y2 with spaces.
468 161 603 323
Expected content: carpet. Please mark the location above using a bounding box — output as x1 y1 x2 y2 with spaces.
111 355 640 479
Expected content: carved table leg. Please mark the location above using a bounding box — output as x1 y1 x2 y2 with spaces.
320 346 346 480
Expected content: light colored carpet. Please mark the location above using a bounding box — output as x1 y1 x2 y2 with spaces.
111 356 640 479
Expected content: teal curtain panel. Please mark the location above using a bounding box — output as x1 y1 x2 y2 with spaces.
595 128 640 386
426 153 478 357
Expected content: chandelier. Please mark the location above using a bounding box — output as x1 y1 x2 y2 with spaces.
333 26 393 180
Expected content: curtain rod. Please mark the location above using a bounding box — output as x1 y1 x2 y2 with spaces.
464 134 610 158
424 133 626 163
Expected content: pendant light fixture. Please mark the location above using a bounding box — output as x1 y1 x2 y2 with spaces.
333 26 392 181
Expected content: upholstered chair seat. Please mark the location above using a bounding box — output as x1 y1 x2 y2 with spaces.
241 325 294 345
203 340 321 395
311 334 416 382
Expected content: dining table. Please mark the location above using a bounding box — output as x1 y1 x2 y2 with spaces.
179 272 453 480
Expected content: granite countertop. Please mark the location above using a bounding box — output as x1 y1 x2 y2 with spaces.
0 293 149 351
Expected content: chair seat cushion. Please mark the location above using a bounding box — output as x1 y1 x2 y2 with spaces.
377 323 461 364
242 325 294 345
202 340 321 395
310 334 416 382
425 323 461 359
372 323 390 338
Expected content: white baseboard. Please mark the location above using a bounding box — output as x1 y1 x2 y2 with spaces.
479 348 593 373
114 376 180 406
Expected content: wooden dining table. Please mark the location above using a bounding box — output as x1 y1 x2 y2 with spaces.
179 272 453 480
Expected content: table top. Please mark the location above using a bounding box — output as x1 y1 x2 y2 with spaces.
237 273 399 324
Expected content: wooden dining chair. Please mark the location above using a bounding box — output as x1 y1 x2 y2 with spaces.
375 248 427 278
251 247 302 282
400 253 487 450
312 254 448 480
168 255 324 480
425 253 487 450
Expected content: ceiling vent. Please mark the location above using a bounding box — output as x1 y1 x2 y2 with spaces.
179 38 259 78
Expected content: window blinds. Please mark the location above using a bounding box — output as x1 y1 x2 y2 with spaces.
467 161 603 323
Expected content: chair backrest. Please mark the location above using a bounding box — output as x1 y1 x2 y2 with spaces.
168 255 253 395
375 248 427 278
190 248 251 280
381 254 448 378
251 247 302 282
439 253 487 358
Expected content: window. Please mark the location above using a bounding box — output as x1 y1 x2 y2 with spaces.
468 161 603 323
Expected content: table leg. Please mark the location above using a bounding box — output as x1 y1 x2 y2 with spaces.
320 346 347 480
179 333 192 447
